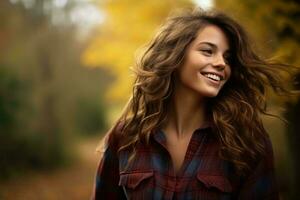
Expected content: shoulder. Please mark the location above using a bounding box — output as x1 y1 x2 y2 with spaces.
248 135 275 176
104 121 126 152
261 135 275 168
263 135 274 154
238 135 279 198
257 134 275 162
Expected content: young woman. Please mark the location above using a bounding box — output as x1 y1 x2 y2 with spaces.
91 7 291 200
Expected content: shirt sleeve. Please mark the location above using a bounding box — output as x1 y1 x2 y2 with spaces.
238 137 279 200
91 132 126 200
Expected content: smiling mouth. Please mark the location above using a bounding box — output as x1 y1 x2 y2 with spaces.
200 72 224 81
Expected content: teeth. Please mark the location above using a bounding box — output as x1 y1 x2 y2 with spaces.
204 73 221 81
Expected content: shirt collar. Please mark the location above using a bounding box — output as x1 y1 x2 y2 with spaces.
151 121 213 148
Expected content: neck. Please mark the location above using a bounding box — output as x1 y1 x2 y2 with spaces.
163 85 208 139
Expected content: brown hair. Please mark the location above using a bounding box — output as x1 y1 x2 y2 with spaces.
103 7 294 175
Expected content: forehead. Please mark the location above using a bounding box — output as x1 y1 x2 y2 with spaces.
191 25 230 51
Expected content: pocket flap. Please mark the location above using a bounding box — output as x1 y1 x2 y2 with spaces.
197 173 232 193
119 171 154 189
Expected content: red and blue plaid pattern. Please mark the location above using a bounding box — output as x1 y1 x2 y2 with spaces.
91 125 279 200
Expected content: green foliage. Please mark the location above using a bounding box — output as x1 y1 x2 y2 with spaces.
0 68 25 177
0 66 73 180
0 0 110 180
0 68 24 129
75 98 107 136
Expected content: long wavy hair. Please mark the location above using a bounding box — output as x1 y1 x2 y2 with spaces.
103 8 294 175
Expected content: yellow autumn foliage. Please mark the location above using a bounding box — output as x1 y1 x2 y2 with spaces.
82 0 194 104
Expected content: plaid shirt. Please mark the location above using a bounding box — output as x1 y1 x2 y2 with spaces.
91 125 279 200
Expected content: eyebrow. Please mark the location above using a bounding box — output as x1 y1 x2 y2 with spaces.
197 42 231 53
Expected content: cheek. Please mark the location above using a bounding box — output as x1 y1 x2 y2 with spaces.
178 62 194 80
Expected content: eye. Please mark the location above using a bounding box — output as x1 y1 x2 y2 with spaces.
200 49 213 56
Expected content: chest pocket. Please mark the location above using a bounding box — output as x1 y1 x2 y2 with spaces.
119 170 154 200
197 172 233 194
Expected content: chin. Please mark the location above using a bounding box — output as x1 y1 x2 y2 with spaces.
201 89 220 98
206 93 219 98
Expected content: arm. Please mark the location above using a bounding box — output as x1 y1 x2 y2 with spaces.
238 137 279 200
91 132 126 200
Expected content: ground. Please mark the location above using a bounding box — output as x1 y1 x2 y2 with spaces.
0 136 101 200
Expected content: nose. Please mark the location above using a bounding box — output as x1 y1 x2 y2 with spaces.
212 54 226 70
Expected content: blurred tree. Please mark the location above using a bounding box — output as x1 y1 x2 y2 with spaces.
215 0 300 199
75 97 107 136
82 0 194 108
0 0 110 179
0 67 29 179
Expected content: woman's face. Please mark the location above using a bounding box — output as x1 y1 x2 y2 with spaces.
177 25 231 97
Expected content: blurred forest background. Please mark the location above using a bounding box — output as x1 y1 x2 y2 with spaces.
0 0 299 199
